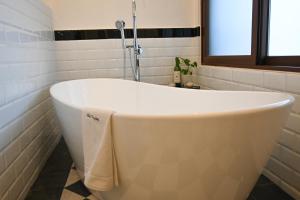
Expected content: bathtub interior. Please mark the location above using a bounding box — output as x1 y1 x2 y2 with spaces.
50 79 294 116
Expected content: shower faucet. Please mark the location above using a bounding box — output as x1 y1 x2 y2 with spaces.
115 0 143 82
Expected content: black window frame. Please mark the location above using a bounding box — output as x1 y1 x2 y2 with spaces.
201 0 300 72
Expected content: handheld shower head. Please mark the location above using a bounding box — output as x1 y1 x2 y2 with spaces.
115 20 125 30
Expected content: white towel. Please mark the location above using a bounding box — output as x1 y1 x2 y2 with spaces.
82 108 119 191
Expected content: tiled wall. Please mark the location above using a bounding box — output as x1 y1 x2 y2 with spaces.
55 37 200 85
197 65 300 199
1 0 298 199
0 1 59 199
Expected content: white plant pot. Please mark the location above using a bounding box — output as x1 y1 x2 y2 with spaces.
181 74 192 86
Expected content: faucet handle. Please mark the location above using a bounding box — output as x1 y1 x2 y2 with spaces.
137 45 143 55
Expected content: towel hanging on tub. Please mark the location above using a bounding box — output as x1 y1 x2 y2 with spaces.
82 108 119 191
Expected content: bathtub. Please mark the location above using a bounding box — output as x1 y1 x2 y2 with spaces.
50 78 294 200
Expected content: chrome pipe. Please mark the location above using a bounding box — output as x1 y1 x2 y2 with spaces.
132 0 140 81
115 0 142 82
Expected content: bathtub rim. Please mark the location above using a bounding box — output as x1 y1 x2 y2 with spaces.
50 79 295 119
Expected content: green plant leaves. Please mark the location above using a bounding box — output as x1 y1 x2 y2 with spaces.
181 69 189 75
175 57 181 71
183 59 190 66
174 57 198 75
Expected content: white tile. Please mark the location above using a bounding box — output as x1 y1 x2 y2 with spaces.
0 1 57 199
0 64 12 82
13 150 28 176
278 129 299 153
16 180 31 200
140 57 173 67
1 191 10 200
263 169 300 200
55 36 200 88
0 166 16 197
266 158 300 191
70 71 91 79
271 144 300 172
232 68 263 86
19 128 32 152
0 126 11 151
141 66 173 77
56 39 122 50
0 153 5 175
60 189 84 200
286 73 300 94
140 37 199 48
0 23 5 43
198 66 212 77
0 84 5 107
141 76 172 85
285 113 300 133
263 169 281 186
56 49 123 61
278 180 300 200
5 27 20 44
3 81 21 103
263 71 286 91
198 75 215 88
229 82 253 91
290 94 300 114
0 100 26 129
207 78 236 90
295 134 300 154
3 140 21 167
210 66 233 81
199 86 212 90
252 86 274 92
143 47 199 58
65 168 81 187
8 176 24 200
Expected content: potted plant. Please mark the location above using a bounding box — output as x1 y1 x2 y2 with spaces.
175 57 198 86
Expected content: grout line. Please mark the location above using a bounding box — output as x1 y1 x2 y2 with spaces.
269 156 300 177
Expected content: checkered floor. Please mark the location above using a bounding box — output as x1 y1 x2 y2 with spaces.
61 166 97 200
26 139 295 200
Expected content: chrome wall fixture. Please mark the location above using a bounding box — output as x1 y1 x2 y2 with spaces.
115 0 143 81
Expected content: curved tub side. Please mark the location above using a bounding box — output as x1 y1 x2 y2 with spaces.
50 79 293 200
98 105 291 200
52 98 85 173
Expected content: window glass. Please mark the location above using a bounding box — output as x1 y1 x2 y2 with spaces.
268 0 300 56
208 0 253 56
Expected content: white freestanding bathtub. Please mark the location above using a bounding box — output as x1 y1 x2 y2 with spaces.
50 79 294 200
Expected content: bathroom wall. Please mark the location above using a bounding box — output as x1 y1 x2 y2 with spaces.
55 38 200 84
44 0 201 84
197 67 300 198
45 0 200 29
0 1 60 199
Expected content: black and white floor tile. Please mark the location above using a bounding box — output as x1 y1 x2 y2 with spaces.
60 165 96 200
25 139 295 200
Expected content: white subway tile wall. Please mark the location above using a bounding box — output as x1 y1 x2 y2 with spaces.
55 37 201 85
198 65 300 199
0 0 59 200
1 0 299 199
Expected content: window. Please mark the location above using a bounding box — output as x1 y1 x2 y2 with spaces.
208 0 253 56
268 0 300 56
201 0 300 71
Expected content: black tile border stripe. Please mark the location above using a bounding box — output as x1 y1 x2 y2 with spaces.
55 27 200 41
